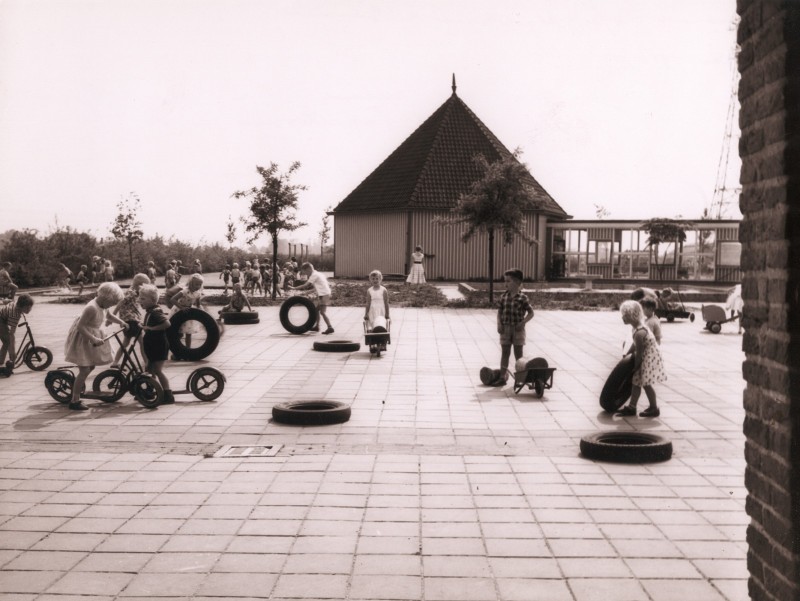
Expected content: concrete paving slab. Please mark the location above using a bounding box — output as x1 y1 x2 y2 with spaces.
0 302 746 599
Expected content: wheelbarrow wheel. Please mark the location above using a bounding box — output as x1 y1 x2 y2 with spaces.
666 312 675 322
534 380 545 398
710 322 722 334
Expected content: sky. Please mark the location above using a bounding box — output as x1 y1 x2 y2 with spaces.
0 0 742 247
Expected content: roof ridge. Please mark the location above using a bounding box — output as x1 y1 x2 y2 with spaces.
408 94 458 205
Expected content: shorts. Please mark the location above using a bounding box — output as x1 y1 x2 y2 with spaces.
317 294 330 308
499 323 526 346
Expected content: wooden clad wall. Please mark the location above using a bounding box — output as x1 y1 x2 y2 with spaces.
410 211 541 280
333 212 406 278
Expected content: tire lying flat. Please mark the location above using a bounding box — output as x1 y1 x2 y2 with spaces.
272 400 351 425
313 340 360 353
580 431 673 463
221 311 259 325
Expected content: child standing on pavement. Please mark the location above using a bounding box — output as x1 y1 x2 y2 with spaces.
64 282 126 411
615 300 667 418
493 268 534 386
75 265 89 295
168 273 205 350
138 284 173 404
220 264 232 295
0 293 34 375
364 270 389 331
110 273 150 368
640 298 662 345
290 262 334 334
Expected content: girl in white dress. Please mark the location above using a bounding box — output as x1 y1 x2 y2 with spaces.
615 300 667 418
406 246 426 286
63 282 126 410
364 270 390 331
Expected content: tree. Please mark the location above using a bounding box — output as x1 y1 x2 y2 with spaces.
641 218 691 280
110 192 144 276
594 204 610 220
437 150 543 302
225 215 237 248
233 162 307 299
320 206 332 267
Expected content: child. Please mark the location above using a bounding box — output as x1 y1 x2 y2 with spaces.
220 264 232 295
290 262 333 334
168 273 205 350
493 268 534 386
230 263 241 287
164 261 179 289
727 284 743 334
364 270 390 331
640 297 662 345
58 263 73 291
219 282 252 315
138 284 173 404
103 260 115 282
145 261 157 283
64 282 126 410
615 300 667 418
75 265 89 295
405 245 427 288
110 273 150 368
249 262 262 296
192 259 203 274
282 262 295 293
0 262 18 300
0 294 34 375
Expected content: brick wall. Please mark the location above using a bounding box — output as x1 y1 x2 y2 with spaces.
737 2 800 600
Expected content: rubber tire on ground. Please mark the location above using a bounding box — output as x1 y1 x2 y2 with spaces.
599 355 635 413
272 400 351 426
45 370 73 404
131 374 163 408
580 431 673 463
167 308 221 361
221 311 260 325
710 322 722 334
312 340 361 353
279 296 319 334
189 367 225 401
92 369 128 402
534 380 545 398
24 346 53 371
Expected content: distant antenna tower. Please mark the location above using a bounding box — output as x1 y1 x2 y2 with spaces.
710 20 742 219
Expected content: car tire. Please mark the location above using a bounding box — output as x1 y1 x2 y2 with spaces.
221 310 259 325
599 355 635 413
312 340 360 353
167 308 221 361
279 296 318 334
580 431 673 463
272 400 351 426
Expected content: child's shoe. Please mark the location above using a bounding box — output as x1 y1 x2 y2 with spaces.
639 407 660 418
615 405 637 416
322 327 334 335
311 325 320 332
68 402 89 411
161 390 175 405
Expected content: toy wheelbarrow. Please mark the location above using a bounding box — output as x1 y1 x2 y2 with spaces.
364 318 391 356
513 357 556 397
701 304 739 334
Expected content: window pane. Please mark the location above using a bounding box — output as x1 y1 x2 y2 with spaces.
719 242 741 266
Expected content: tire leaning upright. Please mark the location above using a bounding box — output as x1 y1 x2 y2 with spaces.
279 296 318 335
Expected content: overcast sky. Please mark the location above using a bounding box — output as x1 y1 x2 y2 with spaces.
0 0 741 246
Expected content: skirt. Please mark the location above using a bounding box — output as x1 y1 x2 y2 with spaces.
64 318 112 366
406 263 425 284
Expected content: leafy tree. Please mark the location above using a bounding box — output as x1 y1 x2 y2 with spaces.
320 206 332 267
641 218 691 280
437 150 543 302
233 162 307 299
110 193 144 277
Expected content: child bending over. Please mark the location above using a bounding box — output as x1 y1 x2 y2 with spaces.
0 294 34 375
290 263 333 334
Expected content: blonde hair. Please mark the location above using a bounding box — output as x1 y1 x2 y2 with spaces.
96 282 123 306
131 273 150 288
620 300 644 325
138 284 159 306
369 270 382 280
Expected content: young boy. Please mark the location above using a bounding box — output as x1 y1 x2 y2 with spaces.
290 262 334 334
0 294 34 375
494 269 534 386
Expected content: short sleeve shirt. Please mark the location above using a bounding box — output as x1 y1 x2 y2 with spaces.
497 291 532 325
308 271 331 297
0 303 22 329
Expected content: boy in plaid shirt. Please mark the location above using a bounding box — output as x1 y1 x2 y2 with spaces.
493 269 534 386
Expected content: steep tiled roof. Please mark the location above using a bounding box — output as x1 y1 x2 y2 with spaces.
333 90 569 217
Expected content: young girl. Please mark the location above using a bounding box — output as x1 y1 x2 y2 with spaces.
168 273 205 350
405 245 427 288
219 282 252 315
64 282 126 410
616 300 667 418
640 298 662 345
138 285 173 404
364 270 390 332
110 273 150 368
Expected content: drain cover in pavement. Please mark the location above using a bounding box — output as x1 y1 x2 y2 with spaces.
213 445 282 458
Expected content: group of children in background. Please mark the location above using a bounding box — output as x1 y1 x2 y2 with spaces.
218 257 300 298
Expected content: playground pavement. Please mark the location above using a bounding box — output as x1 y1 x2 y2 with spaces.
0 301 747 600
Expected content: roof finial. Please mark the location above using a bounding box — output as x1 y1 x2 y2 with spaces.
452 73 457 95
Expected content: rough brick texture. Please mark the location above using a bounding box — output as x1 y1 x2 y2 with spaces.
738 2 800 600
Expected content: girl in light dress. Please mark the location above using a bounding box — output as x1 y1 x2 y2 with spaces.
615 300 667 418
405 245 426 287
364 270 390 332
64 282 126 410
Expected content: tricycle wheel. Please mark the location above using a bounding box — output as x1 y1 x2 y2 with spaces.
92 369 128 402
131 374 163 408
45 370 73 404
189 367 225 401
24 346 53 371
689 313 695 322
666 312 675 323
710 322 722 334
534 380 545 398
